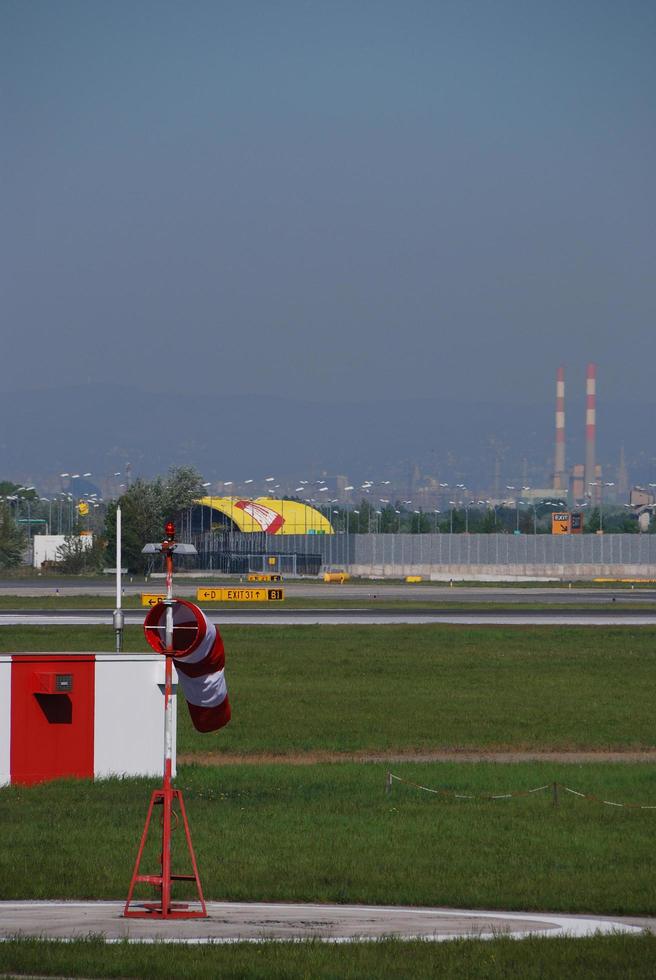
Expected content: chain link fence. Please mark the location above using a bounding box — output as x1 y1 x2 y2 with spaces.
353 532 656 568
187 532 656 578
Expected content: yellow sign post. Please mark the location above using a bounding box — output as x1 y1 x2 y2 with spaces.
552 512 584 535
551 512 570 534
141 593 167 607
197 587 284 602
247 573 283 582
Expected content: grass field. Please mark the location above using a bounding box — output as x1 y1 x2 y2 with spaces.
2 622 655 976
1 763 656 912
1 933 655 980
2 624 656 753
175 623 656 755
2 593 655 611
3 570 656 588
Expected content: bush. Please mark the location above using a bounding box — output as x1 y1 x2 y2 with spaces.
0 502 26 568
56 534 106 574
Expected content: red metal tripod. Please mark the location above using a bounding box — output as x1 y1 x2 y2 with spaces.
123 524 207 919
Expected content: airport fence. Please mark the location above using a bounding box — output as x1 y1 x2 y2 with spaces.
186 532 656 577
350 532 656 570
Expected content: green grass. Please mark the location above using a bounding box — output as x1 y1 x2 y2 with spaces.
2 622 655 975
175 624 656 756
0 625 146 650
0 934 655 980
3 593 656 610
3 625 656 753
2 763 656 913
0 594 148 608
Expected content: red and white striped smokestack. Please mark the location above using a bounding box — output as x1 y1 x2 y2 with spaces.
553 366 566 490
584 362 597 497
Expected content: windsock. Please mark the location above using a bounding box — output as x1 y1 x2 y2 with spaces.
144 599 231 733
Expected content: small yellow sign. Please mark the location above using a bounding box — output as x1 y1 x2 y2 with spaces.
197 587 284 602
268 557 277 566
78 501 89 516
247 573 283 582
551 512 570 534
141 593 166 607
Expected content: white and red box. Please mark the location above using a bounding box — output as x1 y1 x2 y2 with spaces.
0 653 176 786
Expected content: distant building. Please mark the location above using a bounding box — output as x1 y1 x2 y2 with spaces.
617 446 629 498
33 534 93 568
521 488 563 503
195 497 333 535
570 463 602 504
570 463 585 503
630 487 655 508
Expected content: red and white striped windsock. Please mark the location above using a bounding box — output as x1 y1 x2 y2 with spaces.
144 599 231 733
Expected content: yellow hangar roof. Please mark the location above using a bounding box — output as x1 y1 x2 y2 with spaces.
197 497 334 535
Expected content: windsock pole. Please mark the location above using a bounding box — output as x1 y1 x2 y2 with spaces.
163 545 174 787
160 533 175 918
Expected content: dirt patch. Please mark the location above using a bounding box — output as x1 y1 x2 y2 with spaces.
180 748 656 767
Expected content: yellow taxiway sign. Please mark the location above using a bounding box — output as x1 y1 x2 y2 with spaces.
197 587 284 602
141 593 167 607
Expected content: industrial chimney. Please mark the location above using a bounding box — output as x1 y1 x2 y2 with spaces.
584 363 597 500
553 366 566 491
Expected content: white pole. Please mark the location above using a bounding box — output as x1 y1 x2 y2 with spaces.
116 505 122 610
163 547 174 781
113 504 124 652
165 549 173 647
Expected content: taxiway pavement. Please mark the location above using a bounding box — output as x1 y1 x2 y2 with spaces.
2 608 656 626
0 901 648 943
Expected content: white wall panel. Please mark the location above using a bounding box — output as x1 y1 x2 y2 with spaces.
0 659 11 785
94 655 176 780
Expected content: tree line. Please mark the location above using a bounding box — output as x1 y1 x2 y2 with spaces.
0 469 651 573
0 467 205 573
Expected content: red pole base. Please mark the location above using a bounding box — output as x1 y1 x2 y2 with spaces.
123 786 207 919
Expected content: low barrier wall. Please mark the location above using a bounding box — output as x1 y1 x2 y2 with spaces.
349 534 656 580
190 532 656 580
349 564 656 582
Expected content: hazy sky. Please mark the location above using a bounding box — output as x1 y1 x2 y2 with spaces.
3 1 655 406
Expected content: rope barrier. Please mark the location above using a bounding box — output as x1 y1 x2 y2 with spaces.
387 772 550 801
560 785 656 810
387 772 656 810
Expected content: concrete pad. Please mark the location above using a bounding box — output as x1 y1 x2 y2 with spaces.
0 902 645 944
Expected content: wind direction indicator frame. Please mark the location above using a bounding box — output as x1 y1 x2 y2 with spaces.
123 523 207 919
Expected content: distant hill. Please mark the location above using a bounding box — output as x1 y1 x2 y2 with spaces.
1 383 652 489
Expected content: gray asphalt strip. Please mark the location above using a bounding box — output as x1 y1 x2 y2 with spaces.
2 611 656 626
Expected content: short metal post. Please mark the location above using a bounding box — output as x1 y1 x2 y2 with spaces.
385 771 393 797
113 609 124 654
552 781 559 807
